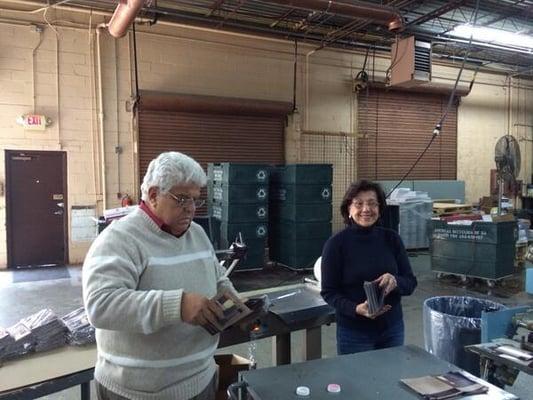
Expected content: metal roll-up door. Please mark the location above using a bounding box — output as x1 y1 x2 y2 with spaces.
137 92 291 214
138 111 286 177
357 88 457 180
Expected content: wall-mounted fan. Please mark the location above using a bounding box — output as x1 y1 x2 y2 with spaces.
494 135 521 214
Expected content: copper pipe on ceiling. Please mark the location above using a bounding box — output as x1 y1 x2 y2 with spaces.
368 81 472 97
264 0 404 32
108 0 146 38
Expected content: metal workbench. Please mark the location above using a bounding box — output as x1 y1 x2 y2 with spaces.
220 284 335 365
230 345 518 400
0 284 334 399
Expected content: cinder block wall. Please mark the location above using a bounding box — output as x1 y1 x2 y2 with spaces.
0 9 531 266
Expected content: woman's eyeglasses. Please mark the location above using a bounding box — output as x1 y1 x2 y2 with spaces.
167 192 205 209
352 199 379 209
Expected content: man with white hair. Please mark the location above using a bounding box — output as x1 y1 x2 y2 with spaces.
83 151 236 400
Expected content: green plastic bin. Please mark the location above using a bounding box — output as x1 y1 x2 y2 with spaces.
270 234 329 269
213 183 268 204
269 202 332 222
211 201 268 223
208 163 269 184
270 184 332 204
220 222 268 248
269 221 331 241
270 164 332 185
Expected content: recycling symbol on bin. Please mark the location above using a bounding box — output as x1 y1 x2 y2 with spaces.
256 188 267 200
257 206 267 218
321 188 331 199
256 170 267 181
256 225 267 237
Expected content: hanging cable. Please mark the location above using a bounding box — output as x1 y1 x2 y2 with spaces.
386 0 481 198
132 22 140 111
293 39 298 112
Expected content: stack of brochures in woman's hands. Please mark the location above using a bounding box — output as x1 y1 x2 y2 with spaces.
363 280 385 314
401 371 488 400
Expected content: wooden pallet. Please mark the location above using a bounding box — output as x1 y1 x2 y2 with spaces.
433 202 473 216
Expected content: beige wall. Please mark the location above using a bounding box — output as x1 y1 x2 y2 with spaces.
0 6 531 266
457 73 533 203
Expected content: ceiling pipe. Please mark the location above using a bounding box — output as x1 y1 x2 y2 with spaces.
108 0 146 38
367 80 472 97
263 0 404 32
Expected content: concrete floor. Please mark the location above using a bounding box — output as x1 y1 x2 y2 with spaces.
0 254 532 399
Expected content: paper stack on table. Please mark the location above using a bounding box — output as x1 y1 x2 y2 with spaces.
61 307 95 346
401 371 488 400
0 326 29 361
19 308 67 353
0 308 67 361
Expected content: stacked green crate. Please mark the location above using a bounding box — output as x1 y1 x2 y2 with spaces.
207 163 269 270
269 164 333 269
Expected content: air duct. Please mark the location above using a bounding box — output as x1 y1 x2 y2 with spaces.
108 0 147 38
264 0 403 32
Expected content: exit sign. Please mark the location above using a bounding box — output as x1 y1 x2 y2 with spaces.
18 114 49 131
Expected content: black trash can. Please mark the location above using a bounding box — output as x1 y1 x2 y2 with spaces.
423 296 505 376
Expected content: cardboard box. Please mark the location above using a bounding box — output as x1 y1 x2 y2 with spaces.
214 354 252 400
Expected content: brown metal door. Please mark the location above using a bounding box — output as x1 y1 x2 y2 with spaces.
6 150 68 268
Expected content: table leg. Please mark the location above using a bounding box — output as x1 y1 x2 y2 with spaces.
302 326 322 361
273 333 291 365
81 381 90 400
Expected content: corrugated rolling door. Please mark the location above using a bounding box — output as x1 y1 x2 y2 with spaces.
357 88 457 180
137 91 292 214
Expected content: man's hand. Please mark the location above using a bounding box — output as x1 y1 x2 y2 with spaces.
181 292 225 326
375 273 397 295
355 300 392 319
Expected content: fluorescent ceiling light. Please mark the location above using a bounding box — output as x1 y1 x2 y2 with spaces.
450 24 533 51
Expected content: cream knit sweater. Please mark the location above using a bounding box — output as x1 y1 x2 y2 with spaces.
83 208 235 400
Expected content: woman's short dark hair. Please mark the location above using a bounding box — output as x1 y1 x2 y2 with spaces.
340 179 387 225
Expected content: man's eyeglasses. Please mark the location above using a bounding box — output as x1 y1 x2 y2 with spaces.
352 199 379 209
167 192 205 209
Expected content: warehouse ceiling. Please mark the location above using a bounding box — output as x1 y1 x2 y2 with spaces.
3 0 533 74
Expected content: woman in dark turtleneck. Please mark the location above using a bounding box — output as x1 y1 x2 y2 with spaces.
320 179 417 355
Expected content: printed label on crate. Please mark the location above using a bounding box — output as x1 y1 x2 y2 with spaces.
213 170 224 182
212 206 222 220
213 186 223 200
433 227 488 241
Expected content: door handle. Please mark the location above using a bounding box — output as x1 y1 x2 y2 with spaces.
54 210 63 215
57 202 64 208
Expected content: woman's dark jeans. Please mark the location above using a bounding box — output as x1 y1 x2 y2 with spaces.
336 320 405 355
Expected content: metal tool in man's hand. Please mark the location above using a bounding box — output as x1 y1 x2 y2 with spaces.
215 232 248 277
238 295 272 334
